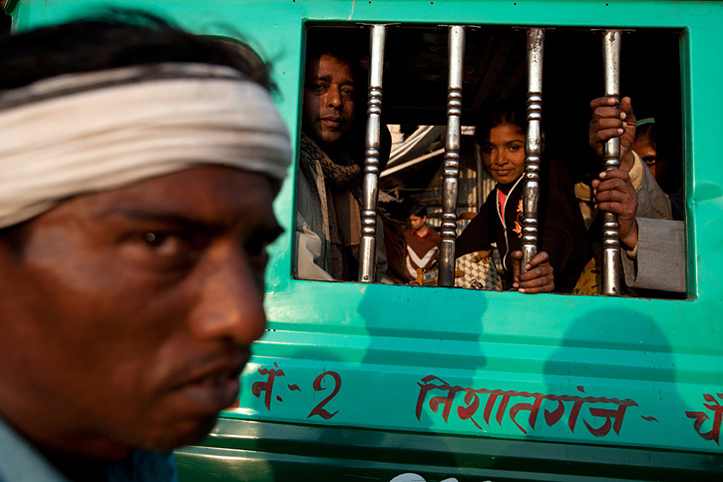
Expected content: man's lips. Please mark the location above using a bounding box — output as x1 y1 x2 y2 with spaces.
172 355 248 413
321 117 345 128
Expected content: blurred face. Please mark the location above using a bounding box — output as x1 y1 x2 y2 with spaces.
409 214 427 231
0 166 281 459
303 54 355 146
479 122 526 185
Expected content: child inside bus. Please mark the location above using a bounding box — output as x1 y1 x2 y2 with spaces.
585 96 685 294
456 106 589 293
404 204 441 284
631 117 684 221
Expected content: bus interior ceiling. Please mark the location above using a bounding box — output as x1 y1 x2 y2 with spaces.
306 24 683 201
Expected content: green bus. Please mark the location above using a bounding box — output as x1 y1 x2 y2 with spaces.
5 0 722 480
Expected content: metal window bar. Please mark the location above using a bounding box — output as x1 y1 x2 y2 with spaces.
358 24 387 283
438 25 466 287
521 28 545 271
601 29 623 296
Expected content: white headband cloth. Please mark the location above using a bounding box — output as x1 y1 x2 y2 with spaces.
0 63 292 229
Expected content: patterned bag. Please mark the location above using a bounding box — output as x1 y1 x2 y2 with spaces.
455 248 503 290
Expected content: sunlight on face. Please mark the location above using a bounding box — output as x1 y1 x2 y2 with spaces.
0 166 281 458
303 54 356 146
479 122 526 185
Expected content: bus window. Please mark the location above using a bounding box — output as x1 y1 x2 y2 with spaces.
294 24 685 299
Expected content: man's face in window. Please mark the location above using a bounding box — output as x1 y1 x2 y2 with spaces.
303 54 355 146
0 166 281 459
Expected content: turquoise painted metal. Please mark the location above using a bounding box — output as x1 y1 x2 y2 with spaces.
7 1 723 479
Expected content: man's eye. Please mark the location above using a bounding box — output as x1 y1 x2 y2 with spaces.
643 156 657 166
141 232 191 258
311 83 329 94
341 87 354 97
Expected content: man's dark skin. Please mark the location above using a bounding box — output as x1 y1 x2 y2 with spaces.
0 166 282 479
303 53 356 149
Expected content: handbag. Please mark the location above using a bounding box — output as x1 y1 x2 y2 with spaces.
455 248 503 290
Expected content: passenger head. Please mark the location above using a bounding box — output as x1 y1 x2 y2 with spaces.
632 118 666 183
408 204 428 231
0 12 290 460
475 106 527 186
302 43 356 147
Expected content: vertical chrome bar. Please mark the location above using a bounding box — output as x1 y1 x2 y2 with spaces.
438 25 465 287
601 29 622 296
521 28 545 271
358 24 386 283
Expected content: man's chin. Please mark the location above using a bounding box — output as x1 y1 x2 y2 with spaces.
320 130 347 146
133 414 220 452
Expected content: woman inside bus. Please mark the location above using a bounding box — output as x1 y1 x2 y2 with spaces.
456 105 590 294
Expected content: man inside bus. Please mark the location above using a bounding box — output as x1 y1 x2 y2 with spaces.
0 14 291 481
295 40 388 282
588 96 685 293
631 117 685 221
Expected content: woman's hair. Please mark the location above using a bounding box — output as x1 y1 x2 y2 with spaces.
474 103 527 144
0 9 273 91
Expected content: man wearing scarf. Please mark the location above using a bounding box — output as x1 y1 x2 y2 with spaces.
0 14 291 482
295 45 387 282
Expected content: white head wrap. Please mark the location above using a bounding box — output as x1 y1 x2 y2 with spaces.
0 63 292 228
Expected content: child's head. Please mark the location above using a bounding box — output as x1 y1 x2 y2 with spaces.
408 204 428 231
632 119 664 182
475 107 527 185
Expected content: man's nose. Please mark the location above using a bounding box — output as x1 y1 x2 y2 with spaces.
325 85 343 109
188 245 267 346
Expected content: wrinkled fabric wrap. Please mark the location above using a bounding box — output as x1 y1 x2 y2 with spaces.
0 63 292 229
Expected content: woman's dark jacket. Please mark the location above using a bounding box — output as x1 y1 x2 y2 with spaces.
456 160 590 293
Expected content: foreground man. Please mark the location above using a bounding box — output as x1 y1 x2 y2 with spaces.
0 15 291 481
